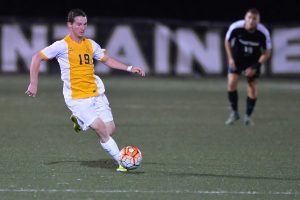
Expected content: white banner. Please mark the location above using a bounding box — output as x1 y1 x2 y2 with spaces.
0 19 300 76
272 27 300 74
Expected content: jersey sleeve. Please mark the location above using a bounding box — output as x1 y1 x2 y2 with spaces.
90 39 107 61
40 40 65 60
257 24 272 50
225 20 244 41
266 36 272 49
225 24 236 41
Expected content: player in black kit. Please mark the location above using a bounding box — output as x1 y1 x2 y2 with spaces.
224 8 272 125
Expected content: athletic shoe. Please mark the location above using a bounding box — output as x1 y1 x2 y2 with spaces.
225 111 240 125
244 115 254 126
70 115 81 133
116 165 128 172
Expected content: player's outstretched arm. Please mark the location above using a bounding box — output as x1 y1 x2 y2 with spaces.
25 52 44 97
102 55 145 77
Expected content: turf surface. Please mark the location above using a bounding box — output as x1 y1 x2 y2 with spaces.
0 75 299 200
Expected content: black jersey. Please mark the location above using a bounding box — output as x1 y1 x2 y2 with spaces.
225 20 272 67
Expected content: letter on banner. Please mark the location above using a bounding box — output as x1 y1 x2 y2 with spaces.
175 29 222 75
95 25 149 74
272 27 300 74
154 24 172 74
1 25 47 72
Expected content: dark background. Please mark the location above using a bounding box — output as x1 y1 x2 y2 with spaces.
0 0 299 24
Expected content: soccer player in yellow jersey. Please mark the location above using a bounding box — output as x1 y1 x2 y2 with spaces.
25 9 145 172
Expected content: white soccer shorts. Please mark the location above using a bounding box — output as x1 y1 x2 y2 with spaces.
64 94 113 131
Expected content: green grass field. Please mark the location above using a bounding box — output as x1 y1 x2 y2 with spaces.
0 75 300 200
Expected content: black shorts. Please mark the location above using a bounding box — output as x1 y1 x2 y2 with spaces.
228 65 261 81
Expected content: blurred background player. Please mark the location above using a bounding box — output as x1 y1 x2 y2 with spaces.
224 8 272 126
25 9 145 172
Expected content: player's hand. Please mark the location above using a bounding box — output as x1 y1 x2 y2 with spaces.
25 83 38 97
131 66 145 77
228 58 236 69
245 67 256 77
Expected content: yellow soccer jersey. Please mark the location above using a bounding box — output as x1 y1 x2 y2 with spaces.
40 35 106 99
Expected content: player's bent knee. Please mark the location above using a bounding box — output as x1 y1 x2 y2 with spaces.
228 85 237 91
228 78 238 91
90 119 110 137
95 126 110 142
106 121 116 136
228 82 238 91
110 126 116 136
247 77 256 83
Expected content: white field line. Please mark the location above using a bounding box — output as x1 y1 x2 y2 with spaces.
0 189 299 196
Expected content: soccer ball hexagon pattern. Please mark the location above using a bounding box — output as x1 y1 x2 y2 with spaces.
119 146 142 170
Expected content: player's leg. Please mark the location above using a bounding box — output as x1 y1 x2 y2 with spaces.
90 118 110 142
90 118 126 172
99 121 128 172
65 96 122 167
93 94 127 171
105 121 116 136
245 79 257 125
225 72 240 125
89 119 120 162
246 78 257 99
227 73 239 111
244 66 261 125
102 121 127 172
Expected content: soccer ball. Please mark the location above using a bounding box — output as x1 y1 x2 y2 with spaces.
119 146 142 170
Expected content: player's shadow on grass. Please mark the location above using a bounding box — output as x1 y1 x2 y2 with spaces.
80 159 117 168
163 172 300 181
46 159 144 174
46 159 116 169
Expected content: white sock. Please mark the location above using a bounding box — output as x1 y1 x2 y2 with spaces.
100 137 120 163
